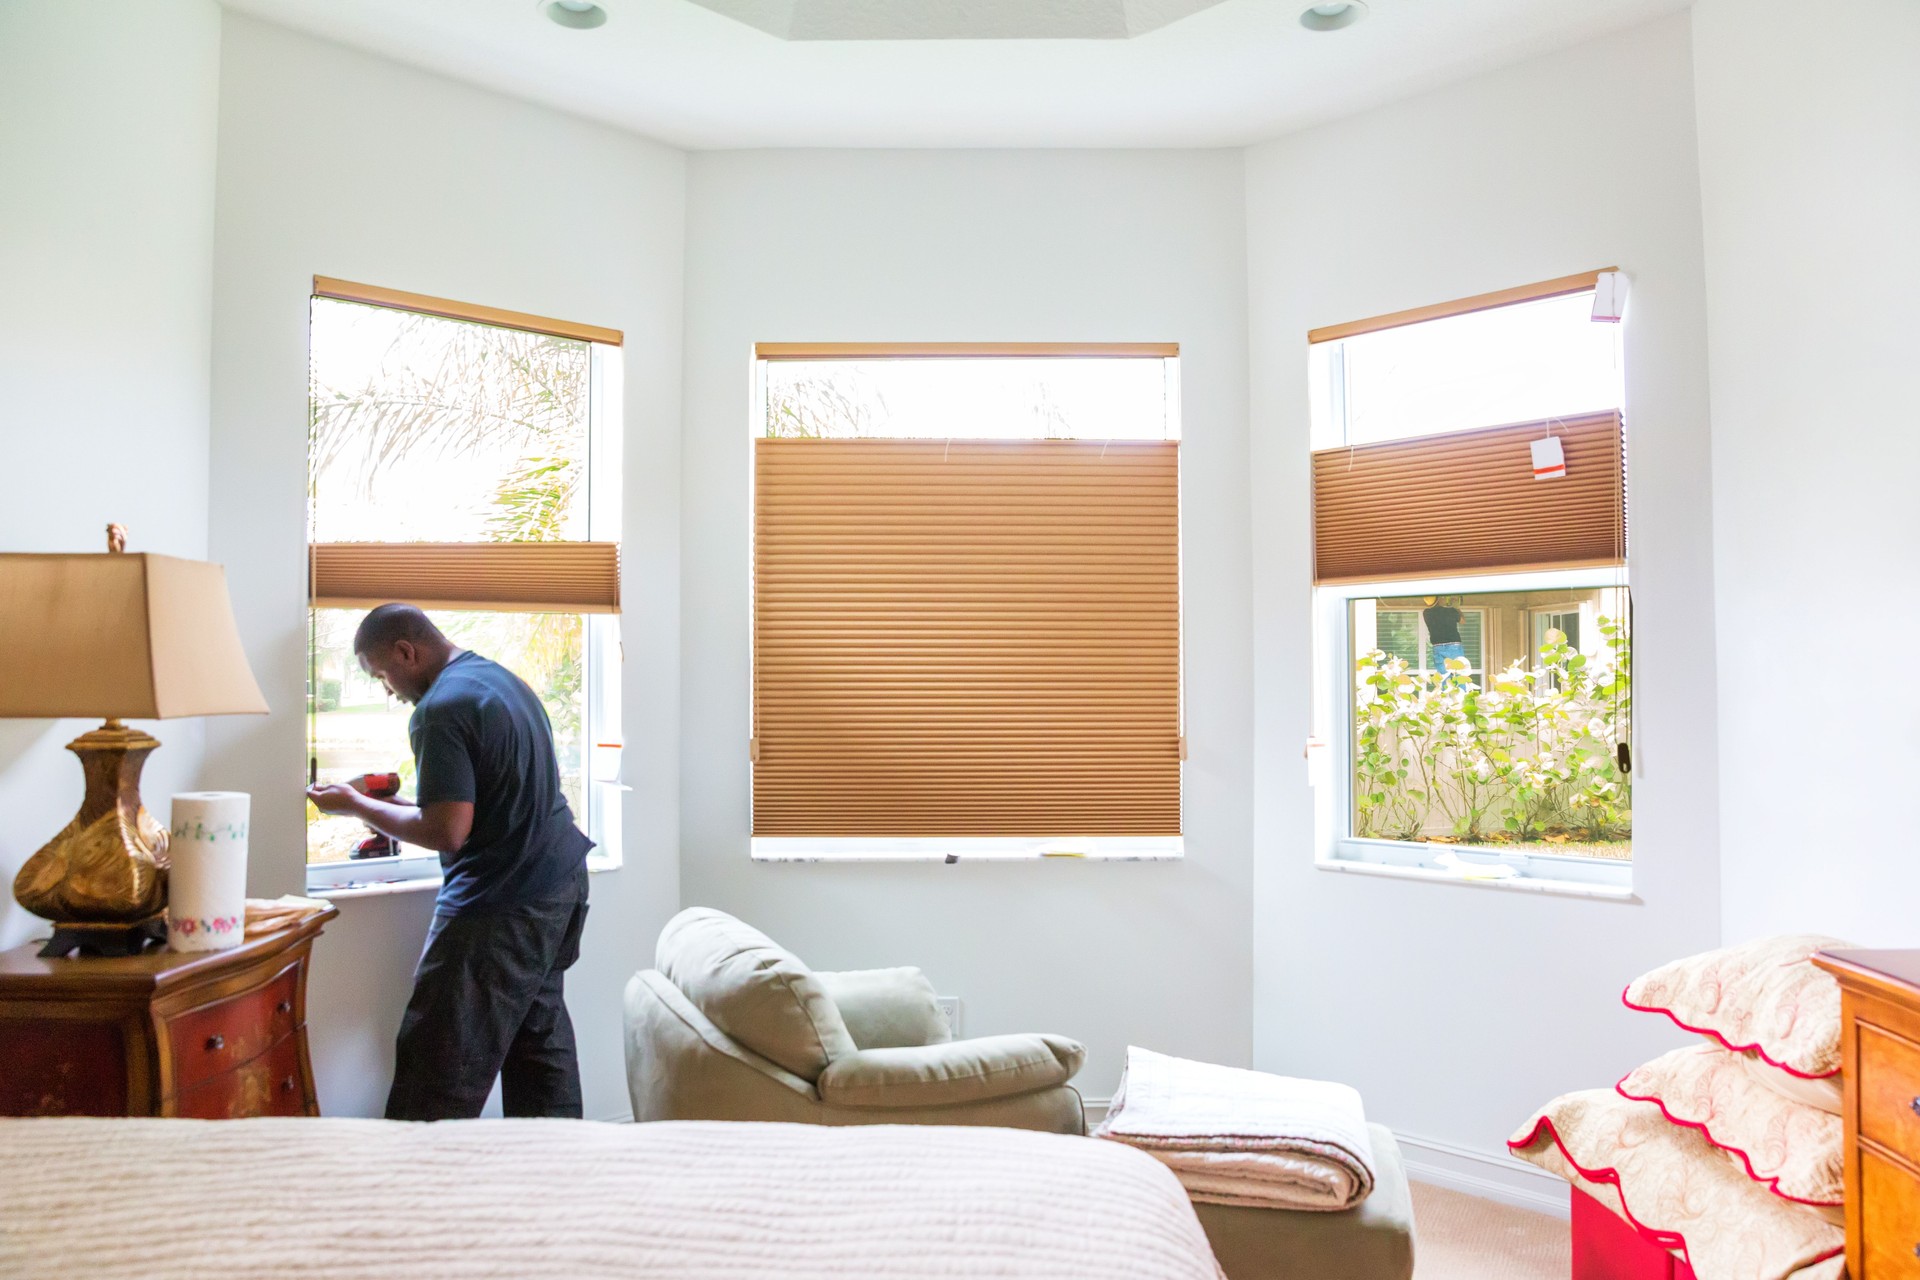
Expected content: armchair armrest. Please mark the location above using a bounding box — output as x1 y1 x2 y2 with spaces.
817 1033 1085 1109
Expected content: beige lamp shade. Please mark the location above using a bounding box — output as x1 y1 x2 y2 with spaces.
0 552 268 719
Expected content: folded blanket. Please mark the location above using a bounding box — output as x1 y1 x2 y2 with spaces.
1093 1046 1377 1211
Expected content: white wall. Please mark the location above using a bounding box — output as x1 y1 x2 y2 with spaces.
1691 0 1920 946
1246 16 1722 1187
679 150 1254 1099
207 14 687 1119
0 0 222 951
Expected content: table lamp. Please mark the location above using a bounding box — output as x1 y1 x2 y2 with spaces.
0 525 268 957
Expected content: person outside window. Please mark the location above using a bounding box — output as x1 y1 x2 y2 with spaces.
1423 596 1468 681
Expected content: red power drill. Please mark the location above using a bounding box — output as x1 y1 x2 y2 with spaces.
347 771 403 859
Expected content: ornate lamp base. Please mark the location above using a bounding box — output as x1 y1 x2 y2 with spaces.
12 721 171 950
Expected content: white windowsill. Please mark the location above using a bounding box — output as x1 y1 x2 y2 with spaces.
311 876 443 901
309 851 622 900
1316 850 1637 902
751 836 1184 863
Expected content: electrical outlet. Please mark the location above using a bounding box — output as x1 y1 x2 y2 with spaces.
936 996 962 1039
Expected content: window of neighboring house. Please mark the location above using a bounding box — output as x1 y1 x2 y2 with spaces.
750 344 1182 860
305 280 624 889
1531 606 1584 691
1308 272 1632 894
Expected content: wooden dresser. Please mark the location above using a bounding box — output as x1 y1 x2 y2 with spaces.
0 909 336 1118
1814 948 1920 1279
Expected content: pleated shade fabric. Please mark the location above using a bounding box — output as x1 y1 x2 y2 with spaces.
309 542 620 613
1312 411 1625 583
752 437 1182 838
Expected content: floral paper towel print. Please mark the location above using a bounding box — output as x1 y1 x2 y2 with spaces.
170 819 249 843
1623 935 1850 1078
1616 1044 1843 1212
1509 1089 1843 1280
169 915 241 938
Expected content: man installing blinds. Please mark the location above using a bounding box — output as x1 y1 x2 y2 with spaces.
305 603 593 1121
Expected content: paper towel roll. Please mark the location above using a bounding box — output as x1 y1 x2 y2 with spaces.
167 792 250 953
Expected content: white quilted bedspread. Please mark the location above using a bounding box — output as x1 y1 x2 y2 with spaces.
0 1118 1224 1280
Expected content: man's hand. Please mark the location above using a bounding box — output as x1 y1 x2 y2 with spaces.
306 783 365 816
307 781 473 854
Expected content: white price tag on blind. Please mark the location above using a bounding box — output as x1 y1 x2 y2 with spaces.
1531 435 1567 480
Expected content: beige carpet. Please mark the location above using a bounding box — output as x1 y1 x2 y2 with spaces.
1412 1180 1570 1280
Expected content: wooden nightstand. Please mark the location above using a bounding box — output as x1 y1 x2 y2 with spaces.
1813 948 1920 1280
0 908 336 1118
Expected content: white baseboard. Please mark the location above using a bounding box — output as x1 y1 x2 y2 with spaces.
1393 1129 1570 1219
1082 1095 1111 1127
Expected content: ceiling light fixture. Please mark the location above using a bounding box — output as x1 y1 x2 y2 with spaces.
546 0 608 29
1299 1 1367 31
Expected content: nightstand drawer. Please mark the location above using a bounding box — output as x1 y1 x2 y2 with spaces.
1862 1146 1920 1278
1861 1021 1920 1172
171 1033 310 1119
165 962 301 1094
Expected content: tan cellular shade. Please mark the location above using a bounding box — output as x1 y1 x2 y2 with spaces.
309 542 620 613
312 277 622 346
1312 411 1625 583
752 438 1181 838
1307 269 1616 344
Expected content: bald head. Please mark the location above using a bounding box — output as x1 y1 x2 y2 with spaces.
353 604 458 704
354 603 446 654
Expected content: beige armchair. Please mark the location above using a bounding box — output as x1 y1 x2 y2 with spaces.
624 908 1086 1134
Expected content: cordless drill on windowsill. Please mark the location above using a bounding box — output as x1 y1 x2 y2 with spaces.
348 771 403 859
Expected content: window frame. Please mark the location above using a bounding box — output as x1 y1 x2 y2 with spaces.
747 342 1184 863
1312 568 1634 898
304 287 624 894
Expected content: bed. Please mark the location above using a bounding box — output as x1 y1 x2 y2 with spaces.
0 1116 1225 1279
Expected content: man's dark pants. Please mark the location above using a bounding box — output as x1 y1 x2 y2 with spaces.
386 866 590 1121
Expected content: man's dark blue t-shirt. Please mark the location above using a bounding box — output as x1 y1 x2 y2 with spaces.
409 650 592 913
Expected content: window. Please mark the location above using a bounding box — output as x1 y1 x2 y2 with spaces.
1345 584 1630 853
750 343 1182 860
1308 272 1632 893
305 279 623 887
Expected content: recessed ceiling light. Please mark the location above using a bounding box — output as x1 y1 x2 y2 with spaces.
1299 1 1367 31
547 0 608 29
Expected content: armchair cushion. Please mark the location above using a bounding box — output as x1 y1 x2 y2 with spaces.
816 967 952 1050
817 1033 1085 1109
655 908 855 1081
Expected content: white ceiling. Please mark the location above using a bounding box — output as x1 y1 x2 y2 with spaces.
217 0 1691 150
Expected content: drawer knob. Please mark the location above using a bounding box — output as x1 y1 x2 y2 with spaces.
205 1034 224 1052
276 1000 293 1016
1911 1096 1920 1119
281 1076 296 1093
